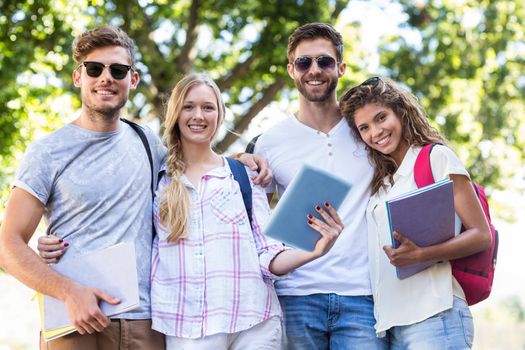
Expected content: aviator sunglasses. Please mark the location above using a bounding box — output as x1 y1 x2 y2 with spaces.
78 61 134 80
293 55 337 73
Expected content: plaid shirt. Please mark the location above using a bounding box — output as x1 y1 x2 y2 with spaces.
151 159 286 338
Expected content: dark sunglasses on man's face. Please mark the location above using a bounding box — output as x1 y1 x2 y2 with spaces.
293 55 337 73
78 61 133 80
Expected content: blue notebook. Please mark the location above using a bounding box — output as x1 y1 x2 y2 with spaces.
264 165 352 251
386 179 455 279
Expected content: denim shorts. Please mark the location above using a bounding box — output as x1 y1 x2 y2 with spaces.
279 294 388 350
389 297 474 350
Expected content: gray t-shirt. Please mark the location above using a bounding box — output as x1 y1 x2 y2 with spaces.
15 120 166 319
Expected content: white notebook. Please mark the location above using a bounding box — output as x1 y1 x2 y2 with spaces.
41 242 140 340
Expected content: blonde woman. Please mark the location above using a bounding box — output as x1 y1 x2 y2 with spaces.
150 73 342 349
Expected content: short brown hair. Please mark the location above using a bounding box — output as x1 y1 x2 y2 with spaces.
72 26 136 65
287 23 344 63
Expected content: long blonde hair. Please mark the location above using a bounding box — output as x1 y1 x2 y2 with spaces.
160 74 225 242
340 78 446 195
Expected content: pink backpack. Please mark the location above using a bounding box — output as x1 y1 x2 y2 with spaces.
414 144 499 305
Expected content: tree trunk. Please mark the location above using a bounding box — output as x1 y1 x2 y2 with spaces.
215 77 286 152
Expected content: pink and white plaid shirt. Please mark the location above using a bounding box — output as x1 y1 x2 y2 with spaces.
151 159 286 338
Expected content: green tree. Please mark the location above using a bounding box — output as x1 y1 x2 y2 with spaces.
1 0 524 205
381 0 525 189
0 0 75 205
0 0 348 209
0 0 350 206
105 0 348 151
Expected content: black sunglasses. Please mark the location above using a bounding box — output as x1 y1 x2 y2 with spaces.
360 76 381 86
341 76 382 101
293 55 337 73
78 61 134 80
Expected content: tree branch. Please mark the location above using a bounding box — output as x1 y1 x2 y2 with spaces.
216 23 272 91
331 0 350 20
215 77 286 152
117 0 163 59
175 0 202 74
217 55 256 91
116 0 168 86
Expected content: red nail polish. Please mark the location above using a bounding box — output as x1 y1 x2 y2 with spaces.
64 242 69 247
307 214 313 219
316 205 321 211
308 220 313 225
58 239 63 243
324 202 330 207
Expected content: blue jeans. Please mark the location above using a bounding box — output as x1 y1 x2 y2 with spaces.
389 297 474 350
279 294 388 350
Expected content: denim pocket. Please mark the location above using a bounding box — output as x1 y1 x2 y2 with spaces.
458 306 474 348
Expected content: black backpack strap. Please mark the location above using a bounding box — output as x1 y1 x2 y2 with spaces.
226 158 253 228
121 118 155 195
121 118 158 239
245 134 262 154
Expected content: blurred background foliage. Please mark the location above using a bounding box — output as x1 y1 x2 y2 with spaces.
381 0 524 192
0 0 524 213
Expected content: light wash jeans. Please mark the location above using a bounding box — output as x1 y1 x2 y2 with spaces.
279 294 389 350
389 297 474 350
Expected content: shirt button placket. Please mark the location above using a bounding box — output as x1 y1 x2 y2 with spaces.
327 134 333 159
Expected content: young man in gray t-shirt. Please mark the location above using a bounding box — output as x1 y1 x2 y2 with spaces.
0 26 168 349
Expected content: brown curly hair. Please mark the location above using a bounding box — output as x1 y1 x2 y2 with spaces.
339 77 446 194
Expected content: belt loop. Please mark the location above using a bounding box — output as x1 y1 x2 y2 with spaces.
121 318 129 350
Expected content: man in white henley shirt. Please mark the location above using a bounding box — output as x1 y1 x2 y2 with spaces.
254 23 388 349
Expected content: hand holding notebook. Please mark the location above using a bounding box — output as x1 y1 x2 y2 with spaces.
39 242 140 341
386 179 455 279
264 165 352 252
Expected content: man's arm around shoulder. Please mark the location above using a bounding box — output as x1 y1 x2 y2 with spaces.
0 188 119 335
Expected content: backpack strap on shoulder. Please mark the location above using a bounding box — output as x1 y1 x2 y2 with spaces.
245 134 261 154
121 118 158 239
413 143 438 188
121 118 155 194
226 158 253 228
